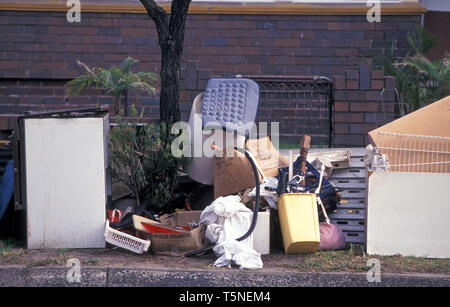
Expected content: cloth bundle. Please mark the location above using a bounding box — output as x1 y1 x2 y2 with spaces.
200 195 263 270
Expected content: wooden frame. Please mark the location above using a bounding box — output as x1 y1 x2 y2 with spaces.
0 0 426 15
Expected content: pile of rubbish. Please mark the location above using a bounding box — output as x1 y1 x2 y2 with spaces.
104 78 347 269
105 135 347 270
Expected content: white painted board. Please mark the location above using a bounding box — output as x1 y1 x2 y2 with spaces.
25 117 107 249
366 171 450 258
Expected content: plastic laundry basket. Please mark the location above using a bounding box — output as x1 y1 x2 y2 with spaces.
104 220 151 254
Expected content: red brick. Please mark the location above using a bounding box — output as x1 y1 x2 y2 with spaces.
327 22 346 30
89 18 113 27
274 39 299 48
365 91 382 101
334 102 348 112
336 48 358 57
346 22 375 31
0 117 9 130
345 70 359 80
371 69 384 80
291 31 314 39
350 102 379 113
371 80 384 90
346 80 359 90
349 123 377 134
350 40 371 48
334 76 345 90
0 61 18 69
295 57 317 65
333 134 364 146
334 113 364 123
236 47 261 56
121 27 147 36
384 76 396 89
334 123 349 134
375 23 398 30
238 64 261 74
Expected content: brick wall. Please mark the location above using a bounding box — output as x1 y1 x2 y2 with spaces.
0 10 420 146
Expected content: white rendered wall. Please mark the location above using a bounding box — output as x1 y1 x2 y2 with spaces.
366 171 450 258
25 117 107 249
420 0 450 12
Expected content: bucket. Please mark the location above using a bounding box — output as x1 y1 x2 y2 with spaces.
277 193 320 254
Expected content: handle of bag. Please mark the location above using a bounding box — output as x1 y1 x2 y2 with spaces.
315 164 331 224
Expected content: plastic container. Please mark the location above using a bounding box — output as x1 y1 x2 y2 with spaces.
277 193 320 254
104 220 151 254
253 210 270 255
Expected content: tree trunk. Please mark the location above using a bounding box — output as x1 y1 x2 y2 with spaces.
139 0 191 131
160 44 181 129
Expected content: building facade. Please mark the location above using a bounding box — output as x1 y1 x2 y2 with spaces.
0 0 429 146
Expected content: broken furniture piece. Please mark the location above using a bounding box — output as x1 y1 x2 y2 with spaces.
13 108 110 249
185 78 260 185
368 95 450 173
365 95 450 258
366 171 450 258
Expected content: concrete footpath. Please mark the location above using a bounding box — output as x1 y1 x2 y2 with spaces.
1 265 449 287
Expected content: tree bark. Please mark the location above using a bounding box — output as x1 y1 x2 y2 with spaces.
140 0 191 130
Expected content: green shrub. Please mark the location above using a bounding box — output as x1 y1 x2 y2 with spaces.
109 106 185 209
376 25 449 112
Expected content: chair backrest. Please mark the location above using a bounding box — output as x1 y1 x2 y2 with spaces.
201 78 259 136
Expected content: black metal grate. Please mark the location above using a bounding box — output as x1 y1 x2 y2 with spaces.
238 75 334 148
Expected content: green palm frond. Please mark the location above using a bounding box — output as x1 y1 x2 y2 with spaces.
118 57 140 73
66 57 160 114
66 75 94 96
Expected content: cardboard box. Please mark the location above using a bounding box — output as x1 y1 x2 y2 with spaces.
213 137 288 199
368 95 450 173
245 136 289 177
134 211 209 256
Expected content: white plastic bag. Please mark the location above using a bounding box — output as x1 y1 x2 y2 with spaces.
200 195 263 270
248 177 278 209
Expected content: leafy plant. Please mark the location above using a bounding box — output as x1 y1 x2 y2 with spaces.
109 106 185 209
397 54 450 110
140 123 185 210
376 25 448 112
66 57 160 115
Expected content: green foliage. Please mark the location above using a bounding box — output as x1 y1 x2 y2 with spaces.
376 25 448 112
109 106 185 209
397 54 450 110
66 57 160 114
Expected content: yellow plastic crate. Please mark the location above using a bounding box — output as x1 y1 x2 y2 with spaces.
277 193 320 254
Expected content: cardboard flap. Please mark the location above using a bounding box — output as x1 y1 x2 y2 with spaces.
369 95 450 145
245 136 289 177
213 147 257 199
